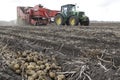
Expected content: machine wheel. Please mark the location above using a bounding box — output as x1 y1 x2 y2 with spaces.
83 17 89 26
55 14 64 26
34 22 39 26
43 19 48 25
69 16 78 26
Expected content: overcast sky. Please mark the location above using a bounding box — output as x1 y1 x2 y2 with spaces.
0 0 120 21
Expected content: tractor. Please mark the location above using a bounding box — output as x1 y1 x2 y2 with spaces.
54 4 89 26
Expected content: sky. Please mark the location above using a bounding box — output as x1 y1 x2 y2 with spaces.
0 0 120 21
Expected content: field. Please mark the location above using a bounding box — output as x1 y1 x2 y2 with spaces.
0 22 120 80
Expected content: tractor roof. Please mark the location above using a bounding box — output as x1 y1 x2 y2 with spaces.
62 4 75 7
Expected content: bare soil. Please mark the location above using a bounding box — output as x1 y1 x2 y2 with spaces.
0 22 120 80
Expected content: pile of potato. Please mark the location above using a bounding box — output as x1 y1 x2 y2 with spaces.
6 51 65 80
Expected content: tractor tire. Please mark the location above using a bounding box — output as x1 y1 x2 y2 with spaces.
83 17 89 26
80 20 83 26
55 14 64 26
69 16 78 26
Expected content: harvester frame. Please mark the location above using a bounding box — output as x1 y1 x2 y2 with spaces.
17 4 59 26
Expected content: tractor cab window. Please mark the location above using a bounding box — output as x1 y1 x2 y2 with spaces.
68 5 76 13
71 6 76 12
62 7 67 15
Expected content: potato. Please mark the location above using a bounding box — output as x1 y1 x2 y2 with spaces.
57 75 65 80
29 52 36 56
26 70 35 76
51 63 61 70
57 69 61 72
38 76 44 80
37 70 46 76
24 74 29 78
29 62 36 66
17 51 22 57
40 65 45 70
24 62 29 68
37 61 44 65
6 60 10 65
27 55 34 62
52 56 56 61
33 57 38 62
27 64 35 70
43 69 47 73
57 66 62 70
45 66 51 71
21 60 25 64
7 61 13 68
27 56 32 62
51 63 57 69
24 50 31 55
43 59 48 63
14 55 18 59
28 76 34 80
15 69 21 74
14 63 20 70
11 61 16 65
22 52 27 57
49 72 56 78
45 63 50 67
35 65 40 70
33 55 38 62
31 73 38 79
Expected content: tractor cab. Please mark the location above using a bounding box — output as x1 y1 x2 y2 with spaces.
61 4 76 16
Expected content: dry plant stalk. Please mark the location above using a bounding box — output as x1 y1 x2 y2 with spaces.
97 55 111 63
98 61 109 72
76 65 87 80
57 71 76 74
83 72 92 80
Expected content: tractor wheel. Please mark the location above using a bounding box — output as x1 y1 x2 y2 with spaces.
55 14 64 26
83 17 89 26
80 20 83 26
69 16 78 26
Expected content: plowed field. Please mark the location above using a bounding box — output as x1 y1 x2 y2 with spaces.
0 22 120 80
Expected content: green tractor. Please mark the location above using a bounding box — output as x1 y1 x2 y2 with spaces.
55 4 89 26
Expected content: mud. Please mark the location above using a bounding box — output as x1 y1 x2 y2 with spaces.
0 22 120 80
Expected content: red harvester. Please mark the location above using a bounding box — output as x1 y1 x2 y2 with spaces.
17 4 59 26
